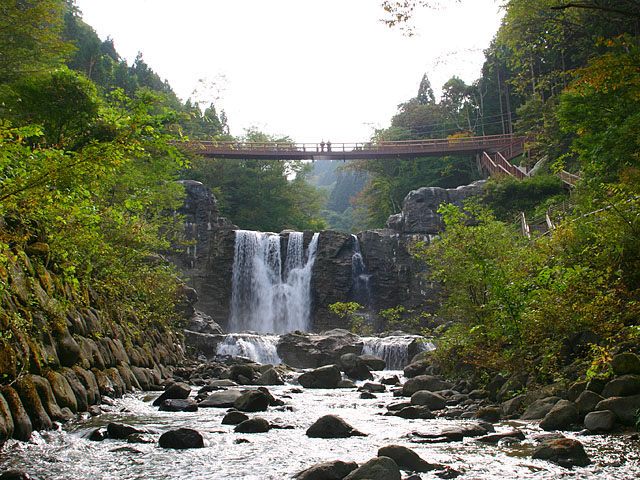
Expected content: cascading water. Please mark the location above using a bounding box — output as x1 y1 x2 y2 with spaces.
229 230 319 334
362 335 435 370
350 234 371 306
215 333 281 365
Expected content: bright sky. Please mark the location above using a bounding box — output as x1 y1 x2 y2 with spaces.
74 0 505 142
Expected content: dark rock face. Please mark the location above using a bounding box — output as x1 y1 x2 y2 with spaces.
306 414 365 438
294 460 358 480
158 428 204 449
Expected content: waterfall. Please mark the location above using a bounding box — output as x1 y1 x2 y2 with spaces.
215 333 281 365
362 335 435 370
351 234 371 306
229 230 319 334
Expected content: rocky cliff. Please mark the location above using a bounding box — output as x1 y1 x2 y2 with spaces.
177 180 487 333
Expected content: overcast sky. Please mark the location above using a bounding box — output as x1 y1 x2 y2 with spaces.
74 0 504 142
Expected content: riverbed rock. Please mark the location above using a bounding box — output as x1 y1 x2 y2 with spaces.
403 359 430 378
410 390 446 410
158 399 198 412
474 407 501 423
532 438 591 468
234 417 270 433
359 354 386 371
198 390 243 408
152 382 191 407
256 367 284 386
539 400 579 431
575 390 604 416
402 375 454 396
294 460 358 480
107 423 148 440
221 410 249 425
277 330 363 369
0 471 41 480
594 394 640 425
584 410 617 432
412 423 493 443
476 430 525 443
159 428 204 449
344 456 401 480
377 444 440 472
1 386 32 441
393 405 435 420
298 365 342 389
306 414 365 438
520 396 562 420
610 352 640 376
601 374 640 398
339 353 373 381
233 390 270 412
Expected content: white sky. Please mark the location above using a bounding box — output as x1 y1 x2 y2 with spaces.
74 0 505 142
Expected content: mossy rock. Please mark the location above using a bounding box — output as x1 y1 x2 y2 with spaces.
61 367 88 412
45 371 78 413
0 386 32 441
0 338 18 381
14 375 53 431
25 242 50 264
610 352 640 376
72 366 100 406
53 330 81 367
0 391 15 442
32 375 69 422
105 368 127 397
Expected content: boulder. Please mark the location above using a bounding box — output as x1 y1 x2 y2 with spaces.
0 392 14 443
539 400 579 431
566 381 587 402
221 411 249 425
107 423 147 440
1 386 32 441
256 368 284 386
234 417 270 433
532 438 591 468
610 352 640 376
344 456 401 480
158 428 204 449
339 353 372 381
61 368 88 412
402 375 454 397
306 414 365 438
277 330 363 369
233 390 270 412
72 367 100 406
360 383 385 393
476 430 525 443
584 410 617 432
520 396 562 420
410 390 446 410
601 374 640 398
412 424 493 443
595 394 640 425
198 390 243 408
294 460 358 480
377 444 439 472
298 365 342 389
152 382 191 407
0 471 41 480
474 407 501 423
575 390 604 416
403 359 430 378
393 406 435 420
359 354 386 371
158 399 198 412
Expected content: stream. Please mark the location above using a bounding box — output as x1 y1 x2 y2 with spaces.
1 369 639 479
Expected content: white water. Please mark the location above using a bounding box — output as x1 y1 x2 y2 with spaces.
350 234 371 306
229 231 319 334
215 333 281 365
362 335 435 370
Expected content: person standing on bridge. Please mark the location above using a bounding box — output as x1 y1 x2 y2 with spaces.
326 140 331 152
320 140 325 152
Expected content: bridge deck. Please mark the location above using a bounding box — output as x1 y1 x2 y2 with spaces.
186 134 527 160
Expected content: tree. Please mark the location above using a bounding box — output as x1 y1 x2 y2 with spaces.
0 0 72 84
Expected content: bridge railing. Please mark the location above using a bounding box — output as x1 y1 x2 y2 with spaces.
188 133 524 154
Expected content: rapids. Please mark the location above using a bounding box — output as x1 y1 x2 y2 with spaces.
1 372 639 479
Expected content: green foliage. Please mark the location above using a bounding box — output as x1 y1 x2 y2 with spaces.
379 305 432 335
328 301 372 334
484 174 567 221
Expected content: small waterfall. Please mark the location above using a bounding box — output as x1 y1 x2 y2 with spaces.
229 230 319 334
362 335 435 370
216 333 281 365
351 235 371 306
